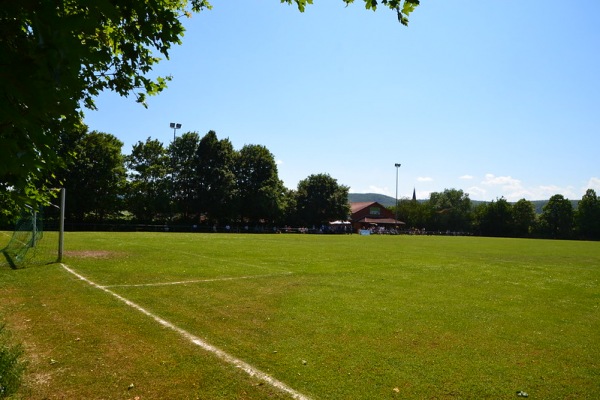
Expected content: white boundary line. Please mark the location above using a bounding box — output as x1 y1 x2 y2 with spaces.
60 263 310 400
102 272 292 288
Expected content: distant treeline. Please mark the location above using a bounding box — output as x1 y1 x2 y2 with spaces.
2 127 598 241
387 189 599 241
349 193 579 214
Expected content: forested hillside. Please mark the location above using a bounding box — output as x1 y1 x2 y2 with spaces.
348 193 579 214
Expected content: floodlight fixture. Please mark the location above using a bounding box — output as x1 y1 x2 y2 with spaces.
170 122 182 141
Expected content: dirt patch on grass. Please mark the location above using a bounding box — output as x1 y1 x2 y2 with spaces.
65 250 120 259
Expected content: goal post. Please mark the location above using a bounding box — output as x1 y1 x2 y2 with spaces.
58 188 65 262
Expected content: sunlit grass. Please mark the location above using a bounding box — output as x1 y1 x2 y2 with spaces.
1 233 598 399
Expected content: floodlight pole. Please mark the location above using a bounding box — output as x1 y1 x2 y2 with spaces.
395 163 401 223
169 123 182 225
170 122 182 142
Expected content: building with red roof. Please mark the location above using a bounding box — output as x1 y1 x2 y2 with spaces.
349 201 405 232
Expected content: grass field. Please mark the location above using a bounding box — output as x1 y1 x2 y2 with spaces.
1 232 599 399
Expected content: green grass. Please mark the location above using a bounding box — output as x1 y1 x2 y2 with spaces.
0 322 26 398
1 233 599 399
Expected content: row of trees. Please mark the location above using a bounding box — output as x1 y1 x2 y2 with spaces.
2 126 598 240
394 188 600 240
0 128 350 229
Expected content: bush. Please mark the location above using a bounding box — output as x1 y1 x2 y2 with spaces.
0 323 25 398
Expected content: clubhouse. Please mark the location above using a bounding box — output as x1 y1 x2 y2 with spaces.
349 201 405 233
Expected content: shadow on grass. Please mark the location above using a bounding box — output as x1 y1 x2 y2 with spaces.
1 249 19 270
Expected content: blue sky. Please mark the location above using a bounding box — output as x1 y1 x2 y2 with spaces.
84 0 600 201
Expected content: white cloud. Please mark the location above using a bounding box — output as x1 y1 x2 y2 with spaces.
276 159 283 165
586 177 600 192
474 174 583 201
466 186 487 199
477 174 530 201
367 185 392 196
416 190 432 200
480 174 526 200
353 174 599 202
538 185 564 194
482 174 522 188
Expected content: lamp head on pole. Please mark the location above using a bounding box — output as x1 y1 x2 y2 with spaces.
395 163 401 168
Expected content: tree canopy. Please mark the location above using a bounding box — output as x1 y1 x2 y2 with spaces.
1 0 418 211
428 189 472 232
575 189 600 240
295 173 350 227
63 131 126 222
473 197 513 237
170 132 202 219
125 138 170 222
235 144 286 225
538 194 574 239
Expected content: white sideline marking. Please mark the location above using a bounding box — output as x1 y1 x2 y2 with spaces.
60 264 310 400
102 272 292 288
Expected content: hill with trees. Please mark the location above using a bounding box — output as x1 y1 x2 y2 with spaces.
349 193 579 215
348 193 397 207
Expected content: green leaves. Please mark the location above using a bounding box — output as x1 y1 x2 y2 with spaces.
364 0 377 10
281 0 418 25
1 0 419 215
296 173 350 226
1 0 187 211
281 0 315 13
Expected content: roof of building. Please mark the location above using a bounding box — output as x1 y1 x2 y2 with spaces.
350 201 381 214
355 217 405 225
349 201 405 225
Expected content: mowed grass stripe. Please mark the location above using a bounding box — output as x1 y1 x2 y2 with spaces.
102 271 293 288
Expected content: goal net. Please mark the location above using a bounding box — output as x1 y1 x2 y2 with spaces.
1 189 65 269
